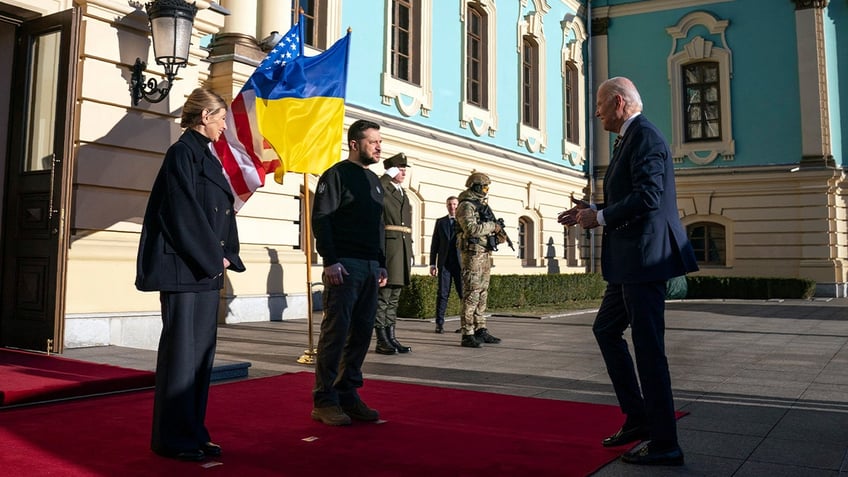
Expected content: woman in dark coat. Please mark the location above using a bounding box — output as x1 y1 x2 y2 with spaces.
136 87 245 461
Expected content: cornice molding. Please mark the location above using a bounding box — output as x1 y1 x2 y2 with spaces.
793 0 829 10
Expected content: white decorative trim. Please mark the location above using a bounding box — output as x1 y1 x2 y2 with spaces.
561 15 587 166
517 2 548 153
459 0 498 137
322 0 343 50
666 11 735 165
380 0 433 117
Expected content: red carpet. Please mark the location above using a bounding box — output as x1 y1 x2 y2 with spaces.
0 371 654 476
0 348 154 406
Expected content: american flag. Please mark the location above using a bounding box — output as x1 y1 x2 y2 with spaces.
211 17 304 211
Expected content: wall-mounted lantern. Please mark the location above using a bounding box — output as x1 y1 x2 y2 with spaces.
131 0 198 105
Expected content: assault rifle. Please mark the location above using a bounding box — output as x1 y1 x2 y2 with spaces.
479 204 514 252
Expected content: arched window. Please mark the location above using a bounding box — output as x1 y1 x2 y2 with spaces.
518 216 534 266
521 36 539 129
564 61 578 143
666 11 735 165
381 0 433 117
687 222 726 265
460 0 497 136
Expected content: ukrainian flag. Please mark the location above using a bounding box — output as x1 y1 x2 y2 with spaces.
248 32 351 180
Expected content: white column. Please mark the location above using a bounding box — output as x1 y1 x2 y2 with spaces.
259 0 291 39
222 0 258 37
794 6 831 162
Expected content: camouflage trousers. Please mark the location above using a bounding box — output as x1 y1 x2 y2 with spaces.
460 249 491 335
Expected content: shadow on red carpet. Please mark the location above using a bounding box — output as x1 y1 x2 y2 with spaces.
0 348 154 406
0 371 652 476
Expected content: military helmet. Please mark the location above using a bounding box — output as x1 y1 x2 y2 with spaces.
465 172 491 188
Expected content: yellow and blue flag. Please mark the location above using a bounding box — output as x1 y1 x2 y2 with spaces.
249 31 351 182
212 18 350 209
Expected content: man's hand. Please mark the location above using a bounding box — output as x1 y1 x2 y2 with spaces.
557 196 590 226
429 265 438 277
377 268 388 287
493 223 502 233
324 263 348 286
575 208 600 229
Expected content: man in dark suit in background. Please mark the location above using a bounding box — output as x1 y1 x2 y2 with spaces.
429 196 462 333
558 77 698 466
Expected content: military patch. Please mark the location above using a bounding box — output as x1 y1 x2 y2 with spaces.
317 182 326 194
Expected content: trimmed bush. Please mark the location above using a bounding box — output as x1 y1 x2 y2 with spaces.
686 276 816 300
397 273 605 319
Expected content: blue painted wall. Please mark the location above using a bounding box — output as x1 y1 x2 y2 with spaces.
340 1 582 171
605 1 804 169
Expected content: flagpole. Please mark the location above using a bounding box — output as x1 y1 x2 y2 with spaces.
297 172 318 365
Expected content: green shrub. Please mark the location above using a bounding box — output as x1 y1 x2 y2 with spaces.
686 276 816 300
397 273 605 319
396 273 817 319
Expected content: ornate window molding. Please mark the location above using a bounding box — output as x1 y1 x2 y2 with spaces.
517 1 549 153
380 0 433 117
561 15 587 166
459 0 498 137
666 11 735 165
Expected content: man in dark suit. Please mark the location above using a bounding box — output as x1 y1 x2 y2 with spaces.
429 196 462 333
558 77 698 466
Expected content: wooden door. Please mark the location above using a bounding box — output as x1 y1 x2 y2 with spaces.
1 8 78 353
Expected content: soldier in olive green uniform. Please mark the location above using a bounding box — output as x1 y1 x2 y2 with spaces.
455 172 503 348
374 153 413 354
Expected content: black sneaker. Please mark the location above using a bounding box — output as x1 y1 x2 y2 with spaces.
461 334 482 348
475 328 501 344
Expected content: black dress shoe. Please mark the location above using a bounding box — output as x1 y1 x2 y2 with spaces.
202 442 222 457
621 444 684 466
602 425 650 447
435 325 444 333
154 448 206 461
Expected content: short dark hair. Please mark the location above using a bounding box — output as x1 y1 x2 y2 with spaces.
348 119 380 143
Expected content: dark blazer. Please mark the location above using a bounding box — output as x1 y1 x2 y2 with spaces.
429 215 460 270
599 114 698 284
380 174 413 287
136 129 245 292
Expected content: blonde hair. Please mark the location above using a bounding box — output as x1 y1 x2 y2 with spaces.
180 88 227 129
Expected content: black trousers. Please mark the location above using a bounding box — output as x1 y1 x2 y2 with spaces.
434 263 462 326
592 281 678 448
151 290 219 454
313 258 380 408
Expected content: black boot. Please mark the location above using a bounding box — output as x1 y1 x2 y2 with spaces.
387 324 411 353
475 327 501 344
374 327 398 355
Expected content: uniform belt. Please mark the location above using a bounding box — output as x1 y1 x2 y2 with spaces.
385 225 412 234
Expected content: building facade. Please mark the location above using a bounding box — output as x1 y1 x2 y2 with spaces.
0 0 844 353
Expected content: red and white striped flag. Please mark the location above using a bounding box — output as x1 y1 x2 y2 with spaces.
211 19 304 211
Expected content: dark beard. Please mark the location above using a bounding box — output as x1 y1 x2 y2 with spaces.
360 153 378 165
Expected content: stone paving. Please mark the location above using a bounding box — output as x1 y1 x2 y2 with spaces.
66 298 848 476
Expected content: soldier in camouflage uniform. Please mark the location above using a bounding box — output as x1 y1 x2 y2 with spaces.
455 172 503 348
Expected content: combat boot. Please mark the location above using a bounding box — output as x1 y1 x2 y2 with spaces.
461 334 482 348
475 328 501 344
374 327 398 355
387 324 411 353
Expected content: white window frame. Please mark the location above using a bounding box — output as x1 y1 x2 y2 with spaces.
380 0 433 117
517 1 549 153
666 11 735 165
561 15 586 166
459 0 498 137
